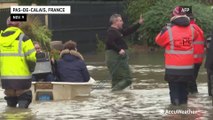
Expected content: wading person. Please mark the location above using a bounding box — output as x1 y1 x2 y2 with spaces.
186 12 205 94
106 14 143 91
205 31 213 96
155 6 199 105
0 17 36 108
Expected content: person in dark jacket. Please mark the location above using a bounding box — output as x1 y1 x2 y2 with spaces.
56 40 90 82
205 32 213 96
106 14 143 91
155 6 199 105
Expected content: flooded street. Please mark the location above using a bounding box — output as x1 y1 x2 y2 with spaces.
0 52 212 120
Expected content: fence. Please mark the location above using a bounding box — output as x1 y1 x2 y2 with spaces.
0 1 125 53
0 8 10 30
48 1 125 53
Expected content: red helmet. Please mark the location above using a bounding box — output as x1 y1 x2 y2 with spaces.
6 17 21 27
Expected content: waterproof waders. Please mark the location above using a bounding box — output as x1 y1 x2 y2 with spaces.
106 50 132 91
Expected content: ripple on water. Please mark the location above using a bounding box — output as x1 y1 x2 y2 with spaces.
0 64 212 119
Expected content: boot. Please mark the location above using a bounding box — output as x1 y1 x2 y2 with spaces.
18 91 32 108
112 79 132 91
4 96 18 107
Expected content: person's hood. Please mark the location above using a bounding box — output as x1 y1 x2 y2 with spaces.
60 49 84 62
170 15 190 27
0 27 22 46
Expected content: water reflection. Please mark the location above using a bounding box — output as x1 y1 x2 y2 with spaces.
0 107 35 120
0 52 212 120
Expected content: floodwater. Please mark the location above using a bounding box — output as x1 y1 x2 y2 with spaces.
0 51 212 120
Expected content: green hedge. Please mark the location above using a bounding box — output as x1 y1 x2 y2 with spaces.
21 16 52 51
126 0 213 46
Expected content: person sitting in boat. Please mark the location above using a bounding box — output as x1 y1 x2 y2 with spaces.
32 41 55 82
56 40 90 82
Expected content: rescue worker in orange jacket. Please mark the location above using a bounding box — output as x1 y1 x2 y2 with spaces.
155 6 199 105
187 12 205 94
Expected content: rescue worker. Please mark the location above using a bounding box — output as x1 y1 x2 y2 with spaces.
0 17 36 108
186 12 205 94
155 6 199 105
105 14 143 91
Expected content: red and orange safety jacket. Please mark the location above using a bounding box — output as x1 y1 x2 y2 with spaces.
190 20 205 64
155 16 200 75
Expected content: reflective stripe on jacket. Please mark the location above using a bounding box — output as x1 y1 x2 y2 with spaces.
191 23 205 64
155 24 198 75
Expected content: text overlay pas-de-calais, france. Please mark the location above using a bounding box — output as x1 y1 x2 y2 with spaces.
10 6 71 14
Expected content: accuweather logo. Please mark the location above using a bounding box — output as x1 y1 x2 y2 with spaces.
159 109 199 115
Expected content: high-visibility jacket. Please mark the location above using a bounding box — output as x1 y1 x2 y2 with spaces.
155 24 198 75
190 21 205 64
0 27 36 89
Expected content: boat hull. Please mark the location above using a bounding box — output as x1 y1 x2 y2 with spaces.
31 78 95 101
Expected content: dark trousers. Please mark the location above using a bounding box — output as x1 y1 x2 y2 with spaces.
169 81 189 105
188 63 201 93
207 69 213 96
32 73 55 82
4 89 32 108
106 50 132 91
165 74 192 105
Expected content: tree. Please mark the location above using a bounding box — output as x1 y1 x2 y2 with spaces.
126 0 213 46
20 15 52 51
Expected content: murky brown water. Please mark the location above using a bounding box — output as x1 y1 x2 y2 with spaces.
0 52 212 120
